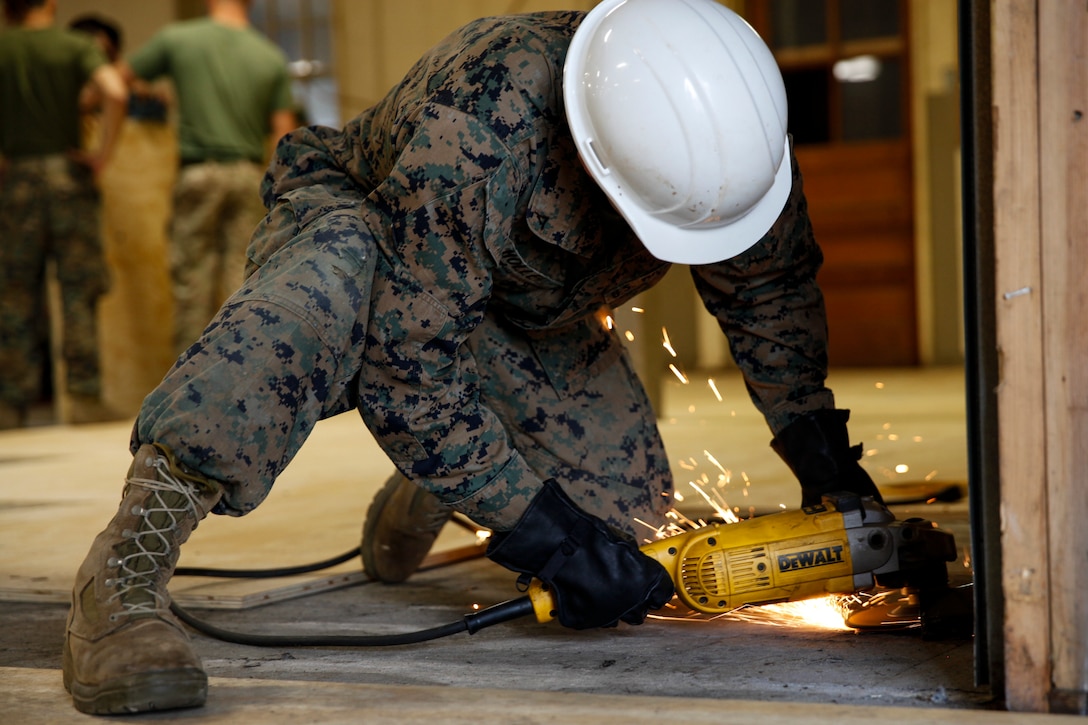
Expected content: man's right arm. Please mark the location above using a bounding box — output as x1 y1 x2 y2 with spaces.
118 31 174 109
265 53 298 158
268 108 297 156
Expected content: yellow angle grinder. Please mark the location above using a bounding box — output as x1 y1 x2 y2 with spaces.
525 492 968 636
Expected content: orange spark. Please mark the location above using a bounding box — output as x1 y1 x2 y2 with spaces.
703 450 728 477
719 596 855 631
687 480 738 523
662 327 677 357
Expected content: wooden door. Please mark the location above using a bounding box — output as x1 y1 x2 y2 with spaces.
747 0 917 366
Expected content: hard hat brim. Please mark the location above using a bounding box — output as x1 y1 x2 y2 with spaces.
623 137 794 266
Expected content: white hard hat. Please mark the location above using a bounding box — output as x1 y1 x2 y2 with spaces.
564 0 791 265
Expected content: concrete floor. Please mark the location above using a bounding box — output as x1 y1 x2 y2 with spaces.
0 366 1029 722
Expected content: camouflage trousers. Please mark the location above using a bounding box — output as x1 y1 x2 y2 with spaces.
133 206 672 535
169 160 266 356
0 156 108 407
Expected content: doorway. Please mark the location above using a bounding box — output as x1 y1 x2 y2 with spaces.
747 0 917 367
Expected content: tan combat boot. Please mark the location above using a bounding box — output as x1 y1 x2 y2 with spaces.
361 471 453 583
63 443 224 715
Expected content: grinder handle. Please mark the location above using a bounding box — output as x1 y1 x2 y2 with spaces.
526 579 558 623
523 532 684 624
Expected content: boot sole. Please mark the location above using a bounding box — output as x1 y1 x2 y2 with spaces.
361 472 452 584
361 472 408 583
66 667 208 715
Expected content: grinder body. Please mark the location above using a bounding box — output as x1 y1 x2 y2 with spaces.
527 493 958 622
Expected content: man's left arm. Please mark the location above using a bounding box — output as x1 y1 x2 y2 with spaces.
690 147 834 436
691 148 884 507
70 40 128 177
86 63 128 174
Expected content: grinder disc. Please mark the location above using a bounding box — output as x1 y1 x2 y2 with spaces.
843 588 921 630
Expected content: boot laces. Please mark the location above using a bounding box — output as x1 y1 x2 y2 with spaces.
105 453 212 619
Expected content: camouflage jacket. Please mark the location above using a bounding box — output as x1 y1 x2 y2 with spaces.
258 12 834 495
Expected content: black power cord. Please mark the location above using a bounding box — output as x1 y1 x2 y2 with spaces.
175 547 362 579
168 546 534 647
170 596 535 647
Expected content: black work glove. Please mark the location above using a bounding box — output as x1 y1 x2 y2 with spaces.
770 409 885 509
486 479 674 630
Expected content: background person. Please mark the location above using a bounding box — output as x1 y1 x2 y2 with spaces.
122 0 297 355
0 0 128 428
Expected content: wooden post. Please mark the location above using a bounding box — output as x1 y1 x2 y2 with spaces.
992 0 1088 713
991 0 1048 712
1038 1 1088 714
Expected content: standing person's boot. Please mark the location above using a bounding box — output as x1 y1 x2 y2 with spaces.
361 471 453 583
63 443 224 715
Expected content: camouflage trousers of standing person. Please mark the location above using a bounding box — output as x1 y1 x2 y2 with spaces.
132 199 673 536
0 155 109 411
169 159 266 356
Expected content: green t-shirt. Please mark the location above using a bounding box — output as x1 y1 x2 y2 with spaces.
127 18 294 163
0 27 106 158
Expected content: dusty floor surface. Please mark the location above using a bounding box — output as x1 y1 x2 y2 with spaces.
1 367 1008 721
2 507 986 714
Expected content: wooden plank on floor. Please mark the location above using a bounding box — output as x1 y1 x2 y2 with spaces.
167 545 485 610
4 666 1081 725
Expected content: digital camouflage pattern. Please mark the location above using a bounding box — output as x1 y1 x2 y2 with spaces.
168 160 267 356
133 12 834 533
0 156 109 408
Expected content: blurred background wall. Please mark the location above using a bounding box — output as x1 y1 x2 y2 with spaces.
5 0 961 418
